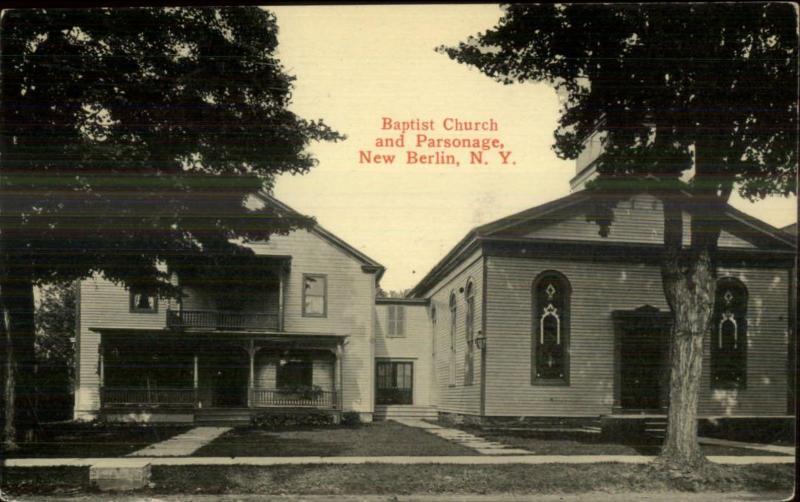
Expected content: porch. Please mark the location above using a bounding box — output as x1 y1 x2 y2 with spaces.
97 332 344 415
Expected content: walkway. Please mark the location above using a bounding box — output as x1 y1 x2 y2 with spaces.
5 454 793 467
127 426 231 457
698 436 795 456
392 419 530 455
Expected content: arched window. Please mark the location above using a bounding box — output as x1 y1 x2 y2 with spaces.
465 280 475 386
532 271 571 384
711 277 748 389
449 292 457 386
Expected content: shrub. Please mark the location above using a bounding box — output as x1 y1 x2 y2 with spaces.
341 411 361 426
276 385 324 401
251 411 333 429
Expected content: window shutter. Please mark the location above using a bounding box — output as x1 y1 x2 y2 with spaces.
387 305 396 336
397 306 405 336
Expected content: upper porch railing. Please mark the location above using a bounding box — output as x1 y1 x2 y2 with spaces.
166 309 280 331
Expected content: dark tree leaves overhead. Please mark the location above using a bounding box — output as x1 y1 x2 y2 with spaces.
440 3 797 200
1 7 343 291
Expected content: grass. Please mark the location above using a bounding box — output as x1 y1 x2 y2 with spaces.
2 462 793 496
1 467 90 496
3 422 192 458
455 427 789 456
194 421 475 457
144 463 792 495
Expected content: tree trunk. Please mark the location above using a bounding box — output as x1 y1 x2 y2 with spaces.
2 301 17 450
0 268 37 450
657 196 719 468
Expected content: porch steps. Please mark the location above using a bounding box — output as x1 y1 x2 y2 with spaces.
374 405 438 421
644 418 668 438
194 408 254 426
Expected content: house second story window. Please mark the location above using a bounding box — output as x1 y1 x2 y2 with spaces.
302 274 327 317
129 287 157 313
387 305 405 337
711 277 748 389
532 271 570 384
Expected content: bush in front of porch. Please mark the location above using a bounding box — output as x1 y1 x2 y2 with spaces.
251 410 334 429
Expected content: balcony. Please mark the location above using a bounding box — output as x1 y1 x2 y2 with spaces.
167 309 280 332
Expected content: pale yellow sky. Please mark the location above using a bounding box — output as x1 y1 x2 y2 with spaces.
269 5 797 292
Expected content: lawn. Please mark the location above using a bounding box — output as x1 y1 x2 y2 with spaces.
1 463 793 497
453 426 790 456
194 420 475 457
3 422 191 458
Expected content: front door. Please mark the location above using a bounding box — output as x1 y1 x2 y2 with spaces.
209 348 248 408
620 329 667 410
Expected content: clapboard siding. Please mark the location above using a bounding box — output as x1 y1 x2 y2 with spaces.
484 255 789 417
699 267 789 416
246 229 376 414
75 227 377 418
522 194 758 249
75 277 179 418
426 250 483 415
374 304 433 407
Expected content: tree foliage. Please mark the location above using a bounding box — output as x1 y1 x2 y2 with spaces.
35 283 75 372
0 7 342 444
440 3 797 200
1 7 343 292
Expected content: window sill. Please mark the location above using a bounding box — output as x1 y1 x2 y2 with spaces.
531 378 569 387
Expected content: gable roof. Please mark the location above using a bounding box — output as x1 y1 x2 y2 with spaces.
408 189 795 298
255 192 385 281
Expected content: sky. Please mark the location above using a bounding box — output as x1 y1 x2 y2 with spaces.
268 5 797 292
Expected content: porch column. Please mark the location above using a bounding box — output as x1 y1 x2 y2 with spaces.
336 343 344 409
98 344 105 387
248 340 255 407
278 269 285 331
193 354 199 408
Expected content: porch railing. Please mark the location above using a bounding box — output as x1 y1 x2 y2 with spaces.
101 387 196 408
167 309 280 331
250 388 340 409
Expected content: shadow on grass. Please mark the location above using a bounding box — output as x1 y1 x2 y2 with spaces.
4 422 192 458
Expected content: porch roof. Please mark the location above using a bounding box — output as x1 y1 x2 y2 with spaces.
89 327 347 345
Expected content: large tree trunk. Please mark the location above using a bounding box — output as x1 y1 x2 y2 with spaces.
0 265 37 450
657 196 719 468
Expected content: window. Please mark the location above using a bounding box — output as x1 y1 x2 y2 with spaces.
449 292 457 386
711 277 747 389
387 305 405 337
302 274 327 317
277 358 313 388
129 287 157 313
532 271 570 384
465 281 475 385
376 361 413 405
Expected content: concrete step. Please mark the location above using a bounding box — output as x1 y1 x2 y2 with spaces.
374 406 437 420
